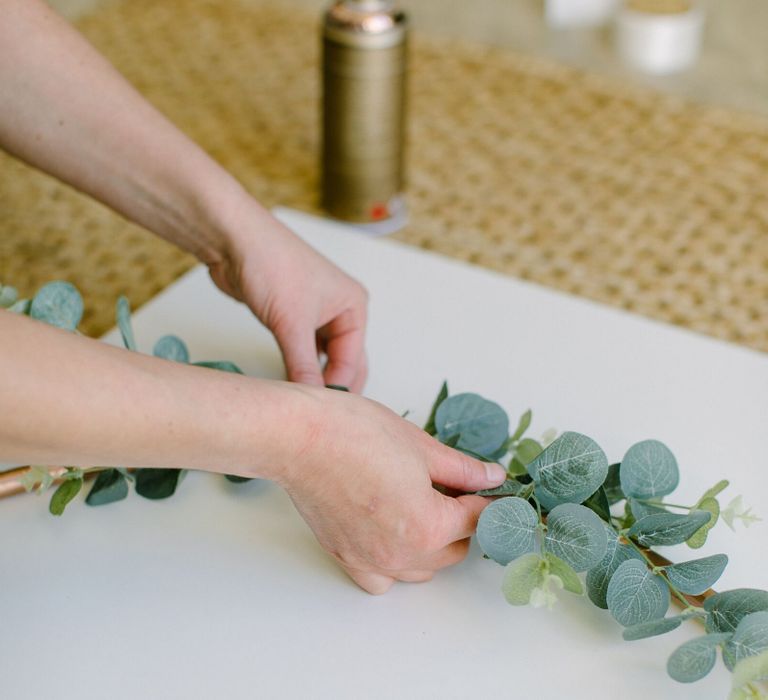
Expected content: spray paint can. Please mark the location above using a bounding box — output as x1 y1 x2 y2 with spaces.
321 1 408 229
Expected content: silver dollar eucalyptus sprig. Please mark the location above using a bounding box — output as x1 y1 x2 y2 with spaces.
2 280 251 511
3 280 767 698
422 383 767 699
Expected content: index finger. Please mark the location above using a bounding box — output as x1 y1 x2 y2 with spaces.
322 323 366 392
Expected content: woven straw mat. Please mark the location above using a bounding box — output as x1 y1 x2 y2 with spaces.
1 0 767 352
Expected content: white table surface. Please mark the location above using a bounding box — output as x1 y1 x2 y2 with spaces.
2 208 767 699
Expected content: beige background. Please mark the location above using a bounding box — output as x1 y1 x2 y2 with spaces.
48 0 768 116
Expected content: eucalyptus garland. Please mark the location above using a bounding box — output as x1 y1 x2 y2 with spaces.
2 280 767 698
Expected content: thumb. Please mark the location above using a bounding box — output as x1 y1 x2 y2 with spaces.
429 445 507 492
274 324 324 386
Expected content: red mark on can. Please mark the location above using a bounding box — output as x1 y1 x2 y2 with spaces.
370 203 388 220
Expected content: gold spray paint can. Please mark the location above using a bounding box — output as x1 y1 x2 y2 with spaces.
321 1 408 228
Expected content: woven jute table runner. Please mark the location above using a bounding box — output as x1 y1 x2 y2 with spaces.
1 0 766 352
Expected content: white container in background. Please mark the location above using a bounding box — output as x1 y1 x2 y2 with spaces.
545 0 620 27
616 1 705 74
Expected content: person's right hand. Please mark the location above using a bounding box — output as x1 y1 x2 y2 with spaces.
279 386 508 594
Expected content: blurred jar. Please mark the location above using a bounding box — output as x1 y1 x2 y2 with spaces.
616 0 705 74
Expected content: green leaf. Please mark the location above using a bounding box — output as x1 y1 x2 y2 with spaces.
582 487 611 522
627 510 712 547
534 484 561 513
629 498 667 520
701 479 730 501
619 439 679 500
134 468 182 499
623 615 684 641
667 633 733 683
526 432 608 505
192 360 244 374
724 612 768 672
509 409 532 443
30 281 84 331
325 384 349 392
49 477 83 516
731 649 768 697
687 496 721 549
225 474 253 483
476 479 531 497
435 393 509 458
423 381 448 435
664 554 729 595
0 284 18 308
476 497 538 565
586 523 643 609
607 559 670 627
514 438 543 465
544 503 607 572
153 335 190 363
501 553 546 606
705 590 768 635
544 552 583 595
85 468 128 506
116 296 137 351
603 463 625 505
9 298 31 314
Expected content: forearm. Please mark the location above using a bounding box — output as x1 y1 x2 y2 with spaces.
0 311 317 480
0 0 252 263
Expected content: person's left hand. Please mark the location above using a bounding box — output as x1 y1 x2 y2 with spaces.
207 205 369 393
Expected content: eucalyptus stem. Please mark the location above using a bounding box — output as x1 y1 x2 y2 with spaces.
622 534 701 612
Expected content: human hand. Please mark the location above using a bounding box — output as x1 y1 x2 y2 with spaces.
279 387 508 594
208 205 368 392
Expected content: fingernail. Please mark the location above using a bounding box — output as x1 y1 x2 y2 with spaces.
485 463 507 484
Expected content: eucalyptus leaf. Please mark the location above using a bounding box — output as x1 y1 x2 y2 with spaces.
705 590 768 635
527 432 608 505
627 510 712 547
0 284 18 307
667 633 732 683
116 296 136 351
620 439 679 500
623 615 684 641
225 474 253 484
664 554 729 595
586 523 643 609
544 552 583 595
49 477 83 516
476 479 531 497
544 503 607 572
509 409 532 444
501 553 546 606
423 381 448 435
9 298 31 314
30 281 83 331
153 335 190 363
134 468 182 500
687 496 720 549
701 479 729 501
193 360 244 374
534 484 561 513
606 559 670 627
629 498 667 520
477 497 538 565
582 487 611 522
85 468 128 506
724 611 768 672
603 463 624 505
435 393 509 457
514 438 543 466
